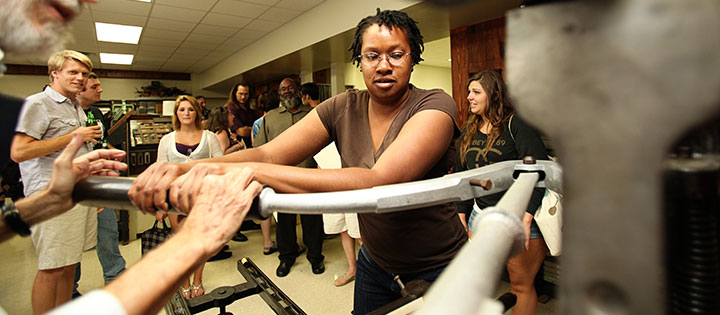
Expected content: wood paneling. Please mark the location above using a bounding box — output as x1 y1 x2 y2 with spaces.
450 17 506 126
4 64 191 80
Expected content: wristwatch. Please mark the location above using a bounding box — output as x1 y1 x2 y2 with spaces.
2 202 31 237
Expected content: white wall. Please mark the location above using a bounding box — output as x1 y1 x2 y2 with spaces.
0 74 194 101
343 62 452 95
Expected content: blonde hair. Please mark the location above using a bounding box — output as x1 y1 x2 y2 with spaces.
47 50 93 82
172 95 203 130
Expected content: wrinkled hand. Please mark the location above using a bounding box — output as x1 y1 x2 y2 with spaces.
180 168 262 256
73 125 102 143
47 134 127 208
128 161 191 214
169 163 227 213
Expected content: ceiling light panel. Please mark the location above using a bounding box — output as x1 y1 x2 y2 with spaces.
100 53 135 65
95 22 143 44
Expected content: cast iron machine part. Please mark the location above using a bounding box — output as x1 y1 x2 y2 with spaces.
164 257 306 315
504 0 720 314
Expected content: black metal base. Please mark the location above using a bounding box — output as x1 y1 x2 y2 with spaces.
164 257 306 315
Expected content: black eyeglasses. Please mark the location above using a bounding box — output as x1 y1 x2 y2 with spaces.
358 51 410 67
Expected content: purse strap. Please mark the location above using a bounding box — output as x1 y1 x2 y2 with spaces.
153 219 170 230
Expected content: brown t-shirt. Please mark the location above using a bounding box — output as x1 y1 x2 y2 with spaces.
315 86 468 273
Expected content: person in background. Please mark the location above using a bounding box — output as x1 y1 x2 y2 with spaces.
255 77 325 277
224 82 259 150
206 106 244 155
300 82 360 286
196 96 210 120
73 72 126 297
155 95 223 299
11 49 102 314
127 9 467 314
300 82 321 108
250 89 281 256
0 1 260 315
454 70 549 315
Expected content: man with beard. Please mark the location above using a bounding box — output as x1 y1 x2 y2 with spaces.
254 77 325 277
74 73 127 297
224 82 259 150
0 2 264 315
0 0 98 168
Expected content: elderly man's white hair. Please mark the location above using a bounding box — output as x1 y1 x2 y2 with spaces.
0 0 83 56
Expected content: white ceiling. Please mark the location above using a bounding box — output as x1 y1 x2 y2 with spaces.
4 0 327 73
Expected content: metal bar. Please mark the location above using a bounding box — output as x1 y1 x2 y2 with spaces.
417 173 540 315
73 160 561 219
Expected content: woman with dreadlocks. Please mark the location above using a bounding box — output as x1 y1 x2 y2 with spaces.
129 9 467 314
455 70 549 315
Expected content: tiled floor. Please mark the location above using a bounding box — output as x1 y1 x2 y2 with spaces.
0 221 556 314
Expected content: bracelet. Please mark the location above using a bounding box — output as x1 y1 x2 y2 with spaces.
2 202 31 237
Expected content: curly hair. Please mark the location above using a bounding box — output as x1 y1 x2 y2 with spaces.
457 70 515 166
205 106 231 134
257 90 280 113
349 8 424 67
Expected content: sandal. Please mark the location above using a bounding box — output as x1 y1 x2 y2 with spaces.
263 242 278 255
191 283 204 297
180 286 192 300
333 273 355 287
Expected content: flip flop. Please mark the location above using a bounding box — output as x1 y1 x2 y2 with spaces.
263 242 278 255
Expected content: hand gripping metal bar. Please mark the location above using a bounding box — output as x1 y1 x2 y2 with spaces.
72 159 562 219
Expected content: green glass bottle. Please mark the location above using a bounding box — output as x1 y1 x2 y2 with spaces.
86 111 97 127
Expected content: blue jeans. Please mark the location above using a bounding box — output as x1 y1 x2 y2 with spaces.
353 246 445 315
74 209 126 293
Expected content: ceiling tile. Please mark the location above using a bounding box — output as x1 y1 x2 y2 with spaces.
244 19 282 32
91 0 151 16
230 29 266 42
257 7 301 22
72 42 99 54
171 50 211 59
91 9 147 26
139 37 183 47
97 42 139 54
214 41 249 53
193 24 240 37
244 0 280 5
200 13 252 28
275 0 324 12
150 4 206 23
177 42 215 54
212 0 270 18
137 44 179 53
185 33 229 45
74 9 93 22
141 28 189 41
133 56 170 64
146 17 196 32
154 0 218 11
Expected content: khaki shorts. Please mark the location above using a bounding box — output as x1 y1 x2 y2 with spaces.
30 204 97 270
322 213 360 239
